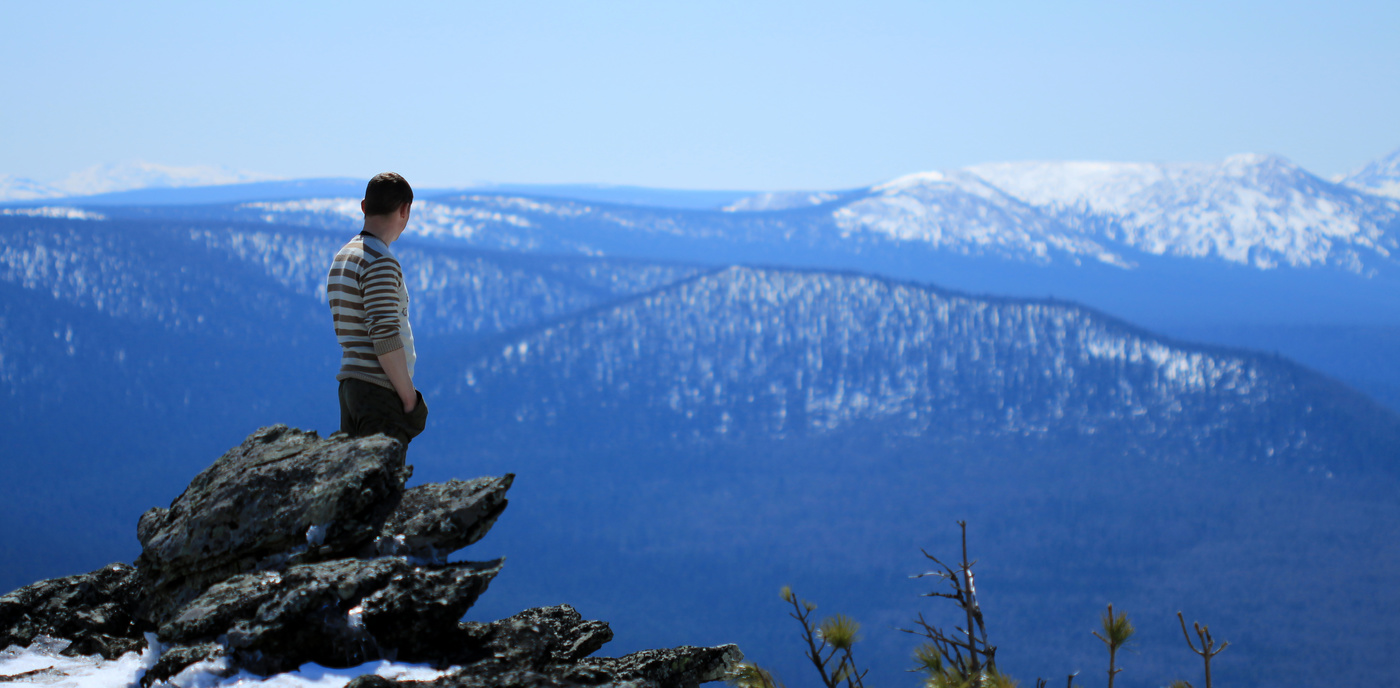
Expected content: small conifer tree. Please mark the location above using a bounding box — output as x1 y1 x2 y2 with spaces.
1092 604 1134 688
775 586 869 688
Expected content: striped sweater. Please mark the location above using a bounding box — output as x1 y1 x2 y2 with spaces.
326 232 416 390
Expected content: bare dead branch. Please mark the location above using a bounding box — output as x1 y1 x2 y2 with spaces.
1177 611 1229 688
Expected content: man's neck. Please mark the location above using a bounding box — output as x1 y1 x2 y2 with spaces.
361 223 397 245
361 202 410 244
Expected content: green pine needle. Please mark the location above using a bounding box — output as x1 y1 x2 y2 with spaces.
1100 606 1135 649
983 667 1021 688
914 643 944 675
818 614 861 651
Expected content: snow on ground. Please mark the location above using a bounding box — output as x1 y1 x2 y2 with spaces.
0 636 449 688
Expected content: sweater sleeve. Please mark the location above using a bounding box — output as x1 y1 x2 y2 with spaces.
360 256 405 354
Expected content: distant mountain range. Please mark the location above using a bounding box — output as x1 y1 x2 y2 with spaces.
7 149 1398 259
7 149 1399 273
8 215 1389 466
1344 148 1400 198
3 149 1400 687
0 161 279 199
9 149 1400 336
47 147 1392 281
7 149 1400 408
3 212 1400 687
0 162 757 211
725 151 1400 276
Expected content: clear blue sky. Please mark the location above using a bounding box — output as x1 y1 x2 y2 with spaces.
3 0 1397 190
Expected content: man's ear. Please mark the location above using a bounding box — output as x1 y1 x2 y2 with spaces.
399 201 412 219
361 199 368 215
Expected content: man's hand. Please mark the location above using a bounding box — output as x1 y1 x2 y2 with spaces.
377 347 417 413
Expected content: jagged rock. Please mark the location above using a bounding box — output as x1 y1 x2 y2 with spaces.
158 557 402 669
443 604 613 671
337 605 617 686
414 668 609 687
135 425 413 623
394 642 743 688
159 556 503 675
502 605 614 664
366 475 515 562
451 618 560 676
0 424 740 685
0 562 147 659
140 642 227 687
389 607 735 688
357 560 509 662
579 645 744 688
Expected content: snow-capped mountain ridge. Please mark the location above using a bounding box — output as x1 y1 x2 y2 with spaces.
0 162 279 202
835 169 1131 267
0 175 64 201
1343 146 1400 199
232 197 571 249
56 161 279 196
8 148 1400 279
955 152 1400 273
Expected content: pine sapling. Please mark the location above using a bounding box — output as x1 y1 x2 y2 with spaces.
780 586 868 688
1092 604 1134 688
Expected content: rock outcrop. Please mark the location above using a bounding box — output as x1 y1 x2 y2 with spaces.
0 563 145 660
366 475 514 562
135 426 414 623
0 425 741 687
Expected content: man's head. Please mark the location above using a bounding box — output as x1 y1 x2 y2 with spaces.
361 172 413 243
363 172 413 217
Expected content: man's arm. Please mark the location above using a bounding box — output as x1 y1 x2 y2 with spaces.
360 253 415 413
377 347 417 413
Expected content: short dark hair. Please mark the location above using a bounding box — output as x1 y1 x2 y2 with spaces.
363 172 413 216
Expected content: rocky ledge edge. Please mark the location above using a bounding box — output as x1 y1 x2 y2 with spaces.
0 425 741 688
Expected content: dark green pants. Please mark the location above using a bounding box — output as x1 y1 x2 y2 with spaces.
338 378 429 448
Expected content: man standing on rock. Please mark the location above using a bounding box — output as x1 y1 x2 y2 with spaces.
326 172 428 449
